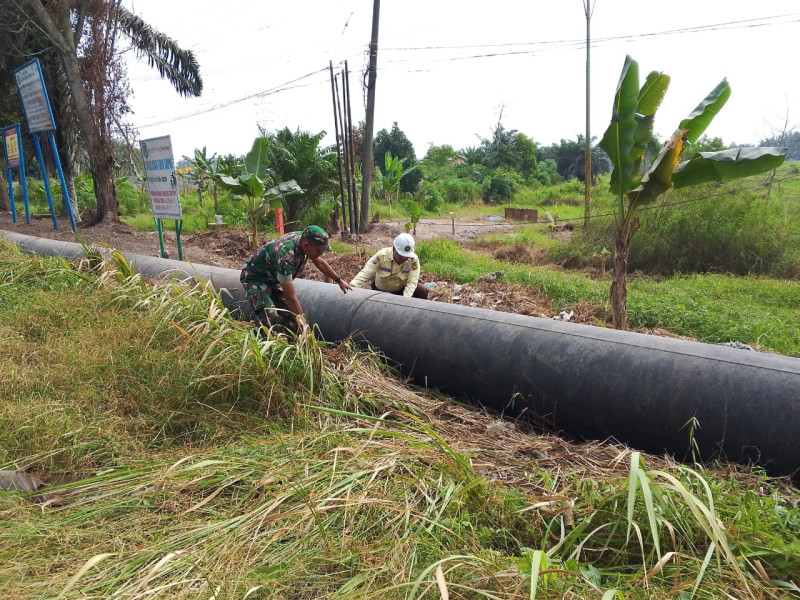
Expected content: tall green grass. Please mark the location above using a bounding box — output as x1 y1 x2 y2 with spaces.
1 241 798 599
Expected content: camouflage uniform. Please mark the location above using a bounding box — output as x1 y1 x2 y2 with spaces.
240 231 309 326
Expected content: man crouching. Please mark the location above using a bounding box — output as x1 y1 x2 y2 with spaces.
240 225 352 333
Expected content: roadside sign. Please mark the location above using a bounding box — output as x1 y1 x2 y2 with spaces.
12 58 76 231
13 59 56 133
4 127 21 168
2 123 30 223
140 135 183 221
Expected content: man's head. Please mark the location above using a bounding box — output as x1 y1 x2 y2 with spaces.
392 233 415 263
299 225 332 259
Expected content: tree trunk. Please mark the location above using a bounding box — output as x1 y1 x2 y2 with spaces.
25 0 119 225
610 229 629 330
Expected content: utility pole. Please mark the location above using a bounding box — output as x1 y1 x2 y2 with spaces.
583 0 595 229
359 0 380 233
328 61 348 233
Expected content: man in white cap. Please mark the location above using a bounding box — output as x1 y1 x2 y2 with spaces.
349 232 429 299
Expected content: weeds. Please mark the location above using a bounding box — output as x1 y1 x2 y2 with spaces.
0 244 798 599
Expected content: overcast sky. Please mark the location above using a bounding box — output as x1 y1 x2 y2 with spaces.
123 1 800 162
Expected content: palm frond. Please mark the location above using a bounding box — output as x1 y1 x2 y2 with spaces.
116 6 202 97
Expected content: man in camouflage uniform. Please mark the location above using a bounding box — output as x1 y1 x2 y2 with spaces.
350 233 429 299
240 225 352 331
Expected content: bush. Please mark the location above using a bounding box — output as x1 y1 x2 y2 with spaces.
629 186 797 276
566 183 800 278
116 177 147 217
435 177 481 205
299 197 335 230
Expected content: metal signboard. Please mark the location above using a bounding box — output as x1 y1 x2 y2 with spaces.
3 126 22 168
13 59 56 133
140 135 183 221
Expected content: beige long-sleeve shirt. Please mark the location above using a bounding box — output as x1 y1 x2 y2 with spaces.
350 247 421 297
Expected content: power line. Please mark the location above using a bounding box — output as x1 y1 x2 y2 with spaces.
136 68 330 128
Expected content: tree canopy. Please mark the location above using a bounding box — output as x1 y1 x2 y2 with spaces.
373 123 422 193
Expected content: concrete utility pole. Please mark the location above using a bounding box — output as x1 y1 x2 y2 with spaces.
583 0 595 229
359 0 380 233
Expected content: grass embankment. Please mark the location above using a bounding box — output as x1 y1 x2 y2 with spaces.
1 243 798 599
416 239 800 357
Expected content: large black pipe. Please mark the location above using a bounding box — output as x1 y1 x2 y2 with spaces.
3 231 799 477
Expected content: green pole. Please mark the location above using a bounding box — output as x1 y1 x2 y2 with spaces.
175 219 183 261
155 218 166 258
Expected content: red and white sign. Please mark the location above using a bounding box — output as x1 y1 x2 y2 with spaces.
4 128 21 168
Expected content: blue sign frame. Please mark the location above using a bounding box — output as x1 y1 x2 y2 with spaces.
13 58 77 231
2 124 30 223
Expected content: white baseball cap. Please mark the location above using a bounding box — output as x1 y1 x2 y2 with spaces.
393 233 416 257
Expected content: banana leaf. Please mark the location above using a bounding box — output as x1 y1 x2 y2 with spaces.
243 137 270 181
627 129 685 206
678 79 731 145
630 71 670 177
673 147 787 188
256 180 304 216
599 56 641 198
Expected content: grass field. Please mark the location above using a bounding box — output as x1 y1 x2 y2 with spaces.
1 243 798 599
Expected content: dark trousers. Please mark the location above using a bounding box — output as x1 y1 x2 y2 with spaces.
371 281 429 299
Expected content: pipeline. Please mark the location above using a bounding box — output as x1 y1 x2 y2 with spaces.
3 230 799 478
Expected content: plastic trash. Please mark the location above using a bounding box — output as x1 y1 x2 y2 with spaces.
719 341 754 351
423 282 437 290
552 310 574 322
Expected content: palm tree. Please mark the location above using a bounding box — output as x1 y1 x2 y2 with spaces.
266 128 337 229
4 1 202 225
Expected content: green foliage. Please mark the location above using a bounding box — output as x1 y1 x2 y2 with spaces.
423 144 458 167
483 172 514 203
681 134 726 159
538 136 612 183
115 177 147 216
599 54 787 329
628 185 799 277
477 122 538 178
216 138 273 249
373 122 422 192
435 177 482 205
413 181 444 212
1 245 799 600
267 127 337 227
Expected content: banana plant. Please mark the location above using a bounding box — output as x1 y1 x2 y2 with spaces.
599 56 787 330
216 138 302 251
186 147 221 215
378 151 416 211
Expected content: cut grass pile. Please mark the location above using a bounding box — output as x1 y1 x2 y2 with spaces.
0 241 798 599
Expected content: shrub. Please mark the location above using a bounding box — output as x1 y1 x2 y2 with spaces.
435 177 482 205
300 197 335 230
116 177 147 216
566 183 800 278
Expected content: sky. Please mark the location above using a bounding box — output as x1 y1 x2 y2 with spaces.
123 1 800 163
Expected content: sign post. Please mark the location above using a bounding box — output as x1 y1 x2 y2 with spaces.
2 124 30 223
140 135 183 260
13 58 77 231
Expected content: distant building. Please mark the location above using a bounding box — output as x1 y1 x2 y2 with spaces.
452 155 467 165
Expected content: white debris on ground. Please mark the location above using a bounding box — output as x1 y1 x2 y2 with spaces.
552 310 574 322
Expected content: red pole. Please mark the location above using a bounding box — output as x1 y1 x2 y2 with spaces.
276 207 284 235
